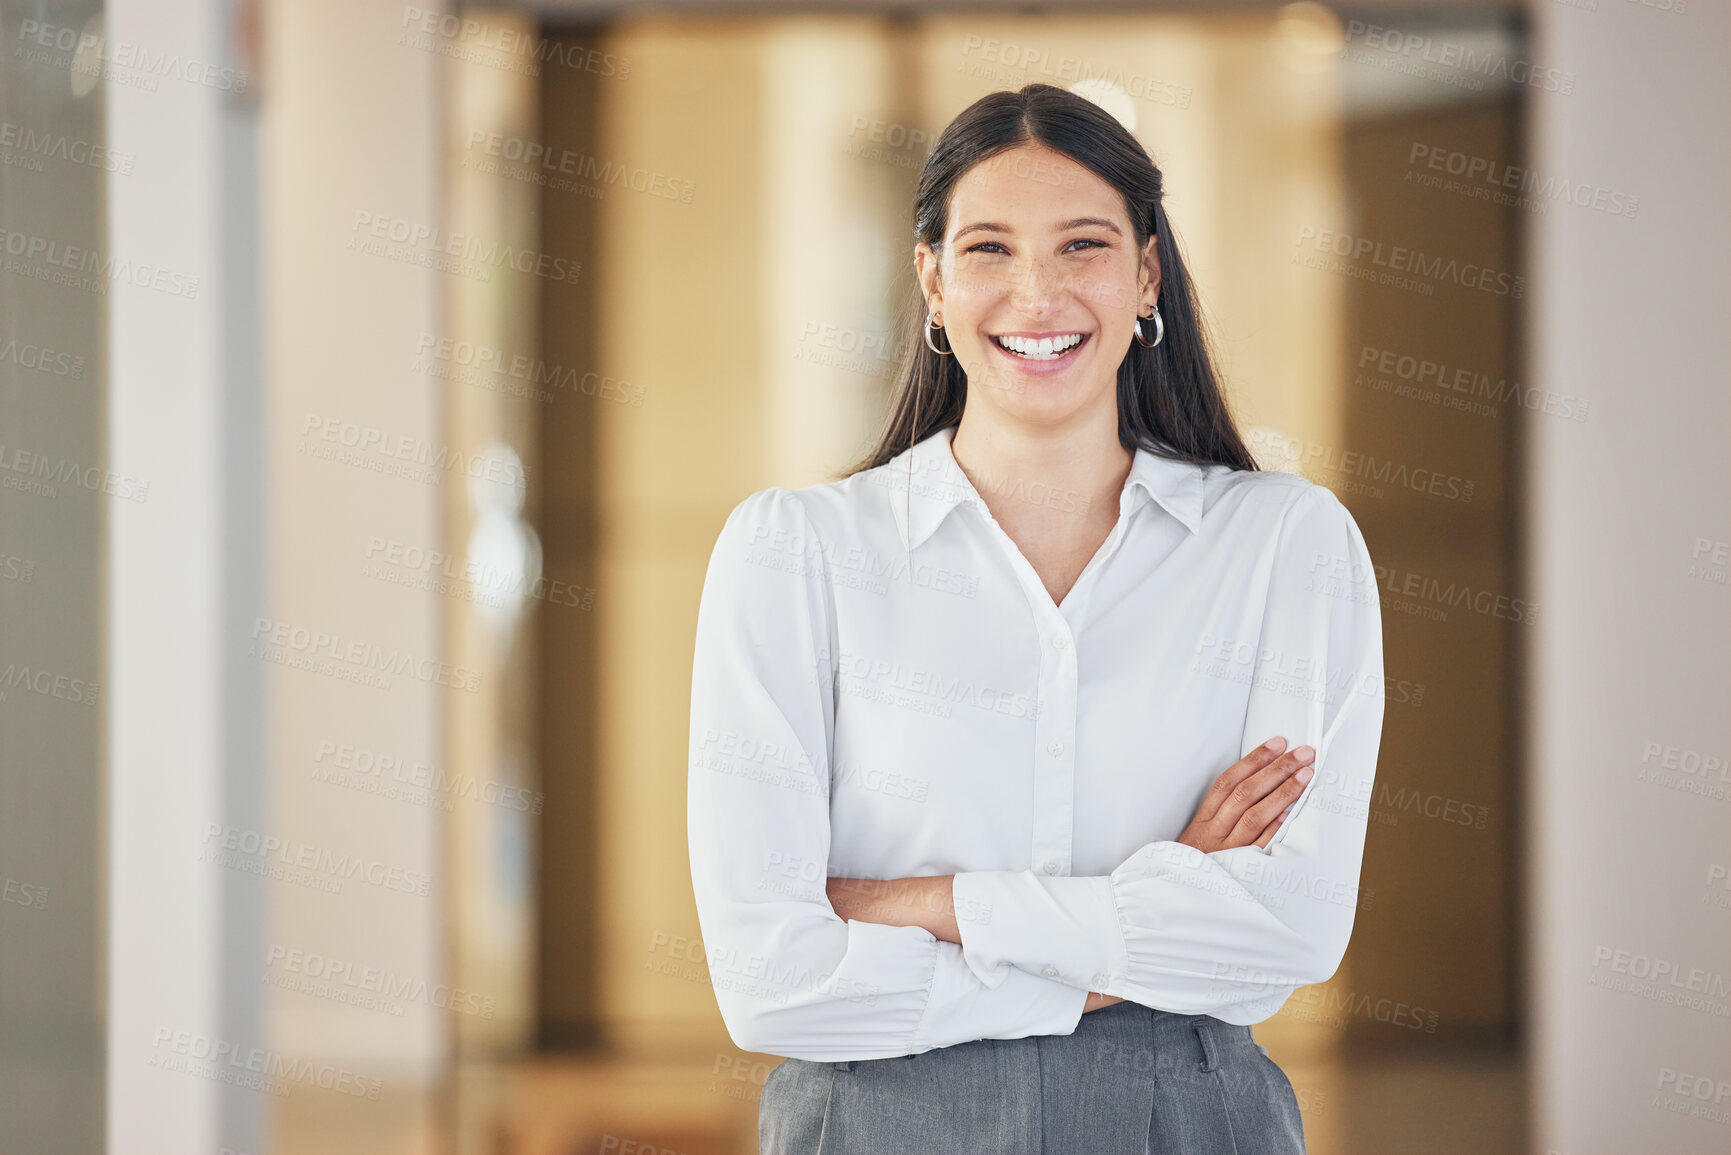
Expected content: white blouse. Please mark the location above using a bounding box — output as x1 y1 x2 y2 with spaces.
686 423 1385 1061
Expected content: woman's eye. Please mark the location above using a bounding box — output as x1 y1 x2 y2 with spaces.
963 239 1107 256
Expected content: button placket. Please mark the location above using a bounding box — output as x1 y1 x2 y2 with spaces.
964 486 1147 883
1028 496 1147 878
1029 604 1077 879
963 503 1079 880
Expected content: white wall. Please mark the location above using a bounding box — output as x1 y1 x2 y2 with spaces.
105 1 243 1151
1528 2 1731 1151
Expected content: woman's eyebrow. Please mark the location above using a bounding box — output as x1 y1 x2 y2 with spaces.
954 216 1124 241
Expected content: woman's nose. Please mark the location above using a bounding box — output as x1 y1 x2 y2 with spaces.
1008 253 1064 310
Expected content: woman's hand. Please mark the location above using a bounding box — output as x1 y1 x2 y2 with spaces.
827 879 1127 1013
1177 736 1315 853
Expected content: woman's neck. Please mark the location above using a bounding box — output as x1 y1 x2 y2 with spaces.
949 411 1134 528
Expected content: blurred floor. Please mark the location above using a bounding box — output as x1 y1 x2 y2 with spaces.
445 1047 1524 1155
1310 1047 1526 1155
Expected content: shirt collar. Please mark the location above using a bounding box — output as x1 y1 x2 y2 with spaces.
885 424 1205 552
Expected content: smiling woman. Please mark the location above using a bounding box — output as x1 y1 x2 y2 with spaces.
855 83 1258 483
687 83 1384 1155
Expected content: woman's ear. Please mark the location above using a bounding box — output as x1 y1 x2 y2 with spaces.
1140 234 1162 308
914 240 942 314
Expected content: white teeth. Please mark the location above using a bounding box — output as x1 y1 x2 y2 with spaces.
993 333 1084 360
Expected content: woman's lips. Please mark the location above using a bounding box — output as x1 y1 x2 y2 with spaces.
987 332 1091 376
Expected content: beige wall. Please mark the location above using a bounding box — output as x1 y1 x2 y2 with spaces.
262 0 446 1149
590 16 779 1058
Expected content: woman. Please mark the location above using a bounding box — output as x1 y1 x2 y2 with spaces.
687 83 1384 1154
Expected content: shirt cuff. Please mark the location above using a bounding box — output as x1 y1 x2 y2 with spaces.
916 943 1089 1050
950 870 1125 994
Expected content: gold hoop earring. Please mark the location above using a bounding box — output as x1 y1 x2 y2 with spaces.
923 311 953 357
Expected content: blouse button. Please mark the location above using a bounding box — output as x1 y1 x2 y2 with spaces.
1042 965 1060 978
1042 861 1060 875
1052 635 1069 650
1048 741 1064 757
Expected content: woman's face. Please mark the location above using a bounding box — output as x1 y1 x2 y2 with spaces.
915 141 1161 431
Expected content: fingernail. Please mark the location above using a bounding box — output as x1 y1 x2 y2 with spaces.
1294 745 1315 762
1263 737 1286 752
1297 766 1314 784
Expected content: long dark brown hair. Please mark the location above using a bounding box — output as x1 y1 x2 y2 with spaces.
841 82 1258 479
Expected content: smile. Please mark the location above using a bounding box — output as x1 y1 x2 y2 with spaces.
990 332 1089 361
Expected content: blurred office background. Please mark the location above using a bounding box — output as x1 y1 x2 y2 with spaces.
0 0 1724 1152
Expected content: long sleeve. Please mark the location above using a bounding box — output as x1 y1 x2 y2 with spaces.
948 485 1385 1023
687 486 1090 1060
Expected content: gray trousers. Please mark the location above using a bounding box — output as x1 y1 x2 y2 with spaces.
759 1000 1305 1154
